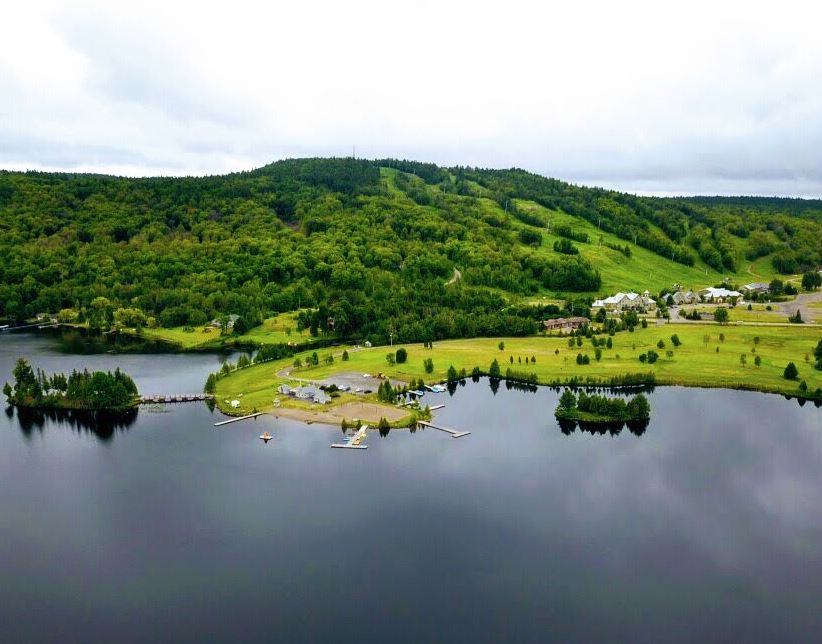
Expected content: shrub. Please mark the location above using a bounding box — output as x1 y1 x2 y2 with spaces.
395 347 407 363
657 339 665 349
754 355 761 367
423 357 434 374
784 362 799 380
670 334 681 347
342 350 349 361
498 341 505 351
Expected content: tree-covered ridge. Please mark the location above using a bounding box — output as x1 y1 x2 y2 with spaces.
0 157 820 344
4 358 138 410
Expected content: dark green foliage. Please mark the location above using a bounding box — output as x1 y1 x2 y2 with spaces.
558 389 577 412
423 357 434 374
714 307 729 324
8 358 137 410
489 358 501 378
801 271 821 290
789 310 803 324
553 238 579 255
784 362 799 380
377 380 396 402
447 365 458 382
395 347 407 363
670 334 681 347
342 350 349 361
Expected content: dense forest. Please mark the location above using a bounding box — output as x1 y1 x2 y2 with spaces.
4 358 138 410
1 158 820 344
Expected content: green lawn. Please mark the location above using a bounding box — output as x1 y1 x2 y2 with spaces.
679 305 787 323
512 200 789 296
215 324 822 414
140 311 311 349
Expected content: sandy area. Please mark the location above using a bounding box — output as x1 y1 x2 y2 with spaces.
270 401 408 427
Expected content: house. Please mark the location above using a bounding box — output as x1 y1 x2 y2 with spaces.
292 385 331 404
671 290 697 305
591 292 656 313
699 287 743 303
277 384 292 396
741 282 769 295
543 316 591 331
210 314 240 329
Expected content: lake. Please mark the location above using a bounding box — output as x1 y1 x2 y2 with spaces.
2 331 822 643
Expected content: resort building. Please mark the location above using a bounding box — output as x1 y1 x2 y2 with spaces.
741 282 770 295
699 287 743 303
591 292 656 313
671 290 697 305
543 317 591 331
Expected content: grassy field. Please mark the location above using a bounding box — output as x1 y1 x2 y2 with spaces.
140 311 311 349
215 324 822 417
510 200 791 296
678 304 788 323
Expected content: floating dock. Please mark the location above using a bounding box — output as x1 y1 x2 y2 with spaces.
429 404 446 411
213 412 264 427
417 420 470 438
332 425 369 449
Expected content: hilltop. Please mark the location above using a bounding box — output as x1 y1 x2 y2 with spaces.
1 158 820 344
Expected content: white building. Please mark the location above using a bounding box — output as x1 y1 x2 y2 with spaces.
591 292 656 313
699 287 743 303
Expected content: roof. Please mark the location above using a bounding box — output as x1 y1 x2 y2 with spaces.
742 282 769 290
701 287 742 298
592 292 654 307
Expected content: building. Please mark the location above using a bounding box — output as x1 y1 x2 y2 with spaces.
277 384 292 396
543 316 591 331
699 287 743 303
591 292 656 313
671 290 697 305
210 314 240 329
292 385 331 404
741 282 769 295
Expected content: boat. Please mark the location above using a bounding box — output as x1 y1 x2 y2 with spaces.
259 432 273 443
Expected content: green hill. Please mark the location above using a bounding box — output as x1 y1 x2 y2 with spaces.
0 158 819 344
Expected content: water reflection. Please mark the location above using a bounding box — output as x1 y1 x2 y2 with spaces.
11 405 138 441
557 416 650 437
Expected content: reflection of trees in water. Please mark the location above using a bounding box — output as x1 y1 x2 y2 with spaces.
51 327 174 355
488 378 500 395
556 417 650 437
11 406 138 441
378 425 391 438
505 380 538 394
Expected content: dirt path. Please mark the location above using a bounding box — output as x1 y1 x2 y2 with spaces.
445 267 461 286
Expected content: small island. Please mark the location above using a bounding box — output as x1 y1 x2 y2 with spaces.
556 389 651 423
3 358 139 411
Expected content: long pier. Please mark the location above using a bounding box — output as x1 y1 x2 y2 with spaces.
417 420 470 438
214 412 264 427
139 394 214 404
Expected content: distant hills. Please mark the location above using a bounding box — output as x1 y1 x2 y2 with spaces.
0 158 819 343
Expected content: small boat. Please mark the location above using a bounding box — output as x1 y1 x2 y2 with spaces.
259 432 273 443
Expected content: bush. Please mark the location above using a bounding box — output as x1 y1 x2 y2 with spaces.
342 350 349 361
670 334 681 347
784 362 799 380
423 357 434 374
395 347 407 363
657 339 665 349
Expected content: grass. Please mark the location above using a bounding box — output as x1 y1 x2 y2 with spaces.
512 200 788 296
139 311 312 349
679 305 787 323
215 324 822 416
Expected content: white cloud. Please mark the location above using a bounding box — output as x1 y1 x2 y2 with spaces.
1 0 821 194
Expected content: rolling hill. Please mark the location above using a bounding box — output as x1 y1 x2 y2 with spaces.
0 157 819 344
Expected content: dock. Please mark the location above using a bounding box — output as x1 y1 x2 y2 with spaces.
332 424 369 449
139 394 214 404
213 412 264 427
429 404 446 411
417 420 470 438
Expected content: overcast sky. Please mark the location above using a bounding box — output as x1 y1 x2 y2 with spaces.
2 0 821 196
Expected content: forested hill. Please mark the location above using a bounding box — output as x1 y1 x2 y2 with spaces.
1 158 820 343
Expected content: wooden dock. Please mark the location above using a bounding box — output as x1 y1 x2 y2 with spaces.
429 404 446 411
214 412 264 427
417 420 470 438
139 394 214 405
332 425 369 449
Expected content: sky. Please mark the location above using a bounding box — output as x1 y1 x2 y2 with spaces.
1 0 821 197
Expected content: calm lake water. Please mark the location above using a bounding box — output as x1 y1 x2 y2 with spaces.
2 332 822 643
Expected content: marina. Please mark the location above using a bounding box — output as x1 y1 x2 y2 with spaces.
331 424 369 449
